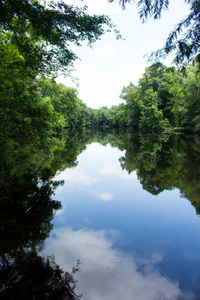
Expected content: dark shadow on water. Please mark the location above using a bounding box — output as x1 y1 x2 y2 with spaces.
1 128 200 298
0 249 81 300
0 131 86 299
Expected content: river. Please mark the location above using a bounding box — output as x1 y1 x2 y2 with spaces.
1 129 200 299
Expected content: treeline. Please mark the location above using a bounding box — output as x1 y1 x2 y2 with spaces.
0 0 199 142
0 40 90 143
1 59 200 145
0 0 113 146
34 61 200 135
90 62 200 132
1 0 200 147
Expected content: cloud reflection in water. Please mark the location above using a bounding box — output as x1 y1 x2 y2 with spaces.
42 227 194 300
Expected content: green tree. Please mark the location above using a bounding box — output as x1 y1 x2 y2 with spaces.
179 62 200 131
95 106 110 127
107 103 127 127
137 63 175 125
156 70 181 125
0 33 59 142
0 0 120 142
77 100 94 127
39 77 84 128
138 89 163 130
0 0 116 76
138 63 167 96
120 83 140 127
120 63 184 129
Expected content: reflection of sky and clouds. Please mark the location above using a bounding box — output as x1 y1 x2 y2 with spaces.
44 143 200 299
43 227 194 300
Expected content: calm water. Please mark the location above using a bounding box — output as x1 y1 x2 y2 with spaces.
1 130 200 299
43 133 200 300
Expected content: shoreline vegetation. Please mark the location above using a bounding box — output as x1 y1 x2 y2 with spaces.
1 60 200 146
0 1 199 146
46 59 200 137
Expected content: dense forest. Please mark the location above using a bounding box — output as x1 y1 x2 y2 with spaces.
1 56 200 142
0 0 119 146
82 61 200 131
40 61 200 133
1 0 200 147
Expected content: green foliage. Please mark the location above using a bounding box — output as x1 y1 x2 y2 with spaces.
87 104 128 128
96 106 111 127
111 103 128 127
0 32 59 143
93 62 179 130
111 62 199 132
179 63 200 131
120 83 139 127
137 63 182 126
138 89 163 130
85 61 199 133
0 0 120 146
1 0 199 141
39 77 85 128
152 0 200 65
138 62 167 95
0 0 116 77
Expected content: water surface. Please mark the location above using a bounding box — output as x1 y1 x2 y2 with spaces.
41 132 200 300
1 130 200 299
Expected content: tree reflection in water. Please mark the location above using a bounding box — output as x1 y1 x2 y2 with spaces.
0 250 81 300
1 128 200 299
0 132 85 299
118 131 200 215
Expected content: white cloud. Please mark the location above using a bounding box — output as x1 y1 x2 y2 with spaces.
99 165 117 175
98 192 113 202
87 190 113 202
99 165 137 180
86 143 108 154
42 227 194 300
97 46 115 57
54 207 65 216
55 168 98 188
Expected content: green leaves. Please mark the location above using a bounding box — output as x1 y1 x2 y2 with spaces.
138 89 163 130
0 0 117 76
39 77 85 128
0 33 60 144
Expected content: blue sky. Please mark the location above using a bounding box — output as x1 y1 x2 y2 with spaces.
57 0 190 108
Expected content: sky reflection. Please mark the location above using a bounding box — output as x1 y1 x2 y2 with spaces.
44 142 200 299
42 227 194 300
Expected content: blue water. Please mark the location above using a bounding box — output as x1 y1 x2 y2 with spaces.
42 142 200 300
